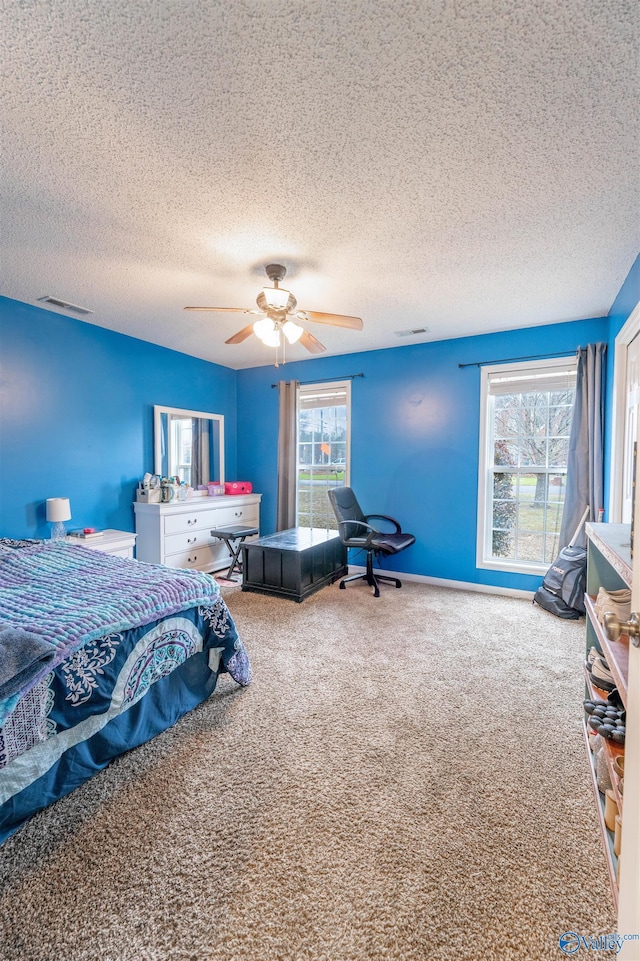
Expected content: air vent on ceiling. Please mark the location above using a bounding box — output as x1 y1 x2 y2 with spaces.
37 295 94 316
395 327 429 338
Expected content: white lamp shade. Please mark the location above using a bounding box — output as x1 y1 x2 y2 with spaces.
282 320 303 344
253 317 281 347
262 285 290 311
46 497 71 522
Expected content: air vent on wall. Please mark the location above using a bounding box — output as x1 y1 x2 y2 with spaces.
37 295 94 316
394 327 429 338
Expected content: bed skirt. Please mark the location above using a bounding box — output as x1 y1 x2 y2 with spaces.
0 649 221 844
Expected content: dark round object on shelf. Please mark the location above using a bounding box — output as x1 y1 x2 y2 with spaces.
611 729 625 744
588 716 603 730
599 723 617 739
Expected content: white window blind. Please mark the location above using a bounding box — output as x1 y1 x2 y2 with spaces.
298 385 349 410
488 363 577 396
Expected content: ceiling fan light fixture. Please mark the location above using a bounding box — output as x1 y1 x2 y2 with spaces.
262 285 290 311
186 262 360 363
282 320 303 344
253 316 281 346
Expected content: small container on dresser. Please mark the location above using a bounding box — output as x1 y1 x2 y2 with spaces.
134 493 261 574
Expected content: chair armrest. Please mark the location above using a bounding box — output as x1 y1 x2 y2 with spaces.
364 513 402 533
338 519 377 547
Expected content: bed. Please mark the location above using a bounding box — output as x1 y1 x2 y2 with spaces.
0 538 250 844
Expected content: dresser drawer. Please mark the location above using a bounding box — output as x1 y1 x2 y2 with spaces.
214 504 260 527
164 543 227 571
165 529 216 554
107 547 136 559
164 509 220 536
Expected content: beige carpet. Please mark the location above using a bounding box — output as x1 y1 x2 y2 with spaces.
0 582 617 961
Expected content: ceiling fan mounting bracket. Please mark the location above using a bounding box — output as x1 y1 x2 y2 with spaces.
265 263 287 284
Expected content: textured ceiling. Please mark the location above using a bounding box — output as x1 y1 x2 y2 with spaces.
1 0 638 369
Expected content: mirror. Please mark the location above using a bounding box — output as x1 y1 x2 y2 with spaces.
154 406 225 488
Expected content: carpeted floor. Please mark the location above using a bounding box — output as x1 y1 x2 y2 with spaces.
0 582 618 961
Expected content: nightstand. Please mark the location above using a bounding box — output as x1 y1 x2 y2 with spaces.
69 529 137 559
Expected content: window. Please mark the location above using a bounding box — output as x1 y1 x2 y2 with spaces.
169 417 193 486
477 358 577 573
296 381 351 530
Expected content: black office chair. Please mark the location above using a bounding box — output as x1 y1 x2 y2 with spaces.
328 487 416 598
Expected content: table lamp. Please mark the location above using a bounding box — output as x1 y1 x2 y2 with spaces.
46 497 71 540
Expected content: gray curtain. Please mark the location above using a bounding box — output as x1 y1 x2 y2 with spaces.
192 418 203 486
276 380 299 531
559 343 606 549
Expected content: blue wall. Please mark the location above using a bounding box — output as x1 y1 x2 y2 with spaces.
2 250 639 592
237 317 609 593
608 254 640 338
0 298 238 538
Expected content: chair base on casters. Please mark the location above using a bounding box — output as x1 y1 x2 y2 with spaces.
338 552 402 598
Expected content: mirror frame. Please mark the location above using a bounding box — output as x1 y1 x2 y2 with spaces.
153 405 225 487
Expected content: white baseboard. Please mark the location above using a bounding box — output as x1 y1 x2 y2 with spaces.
345 566 535 600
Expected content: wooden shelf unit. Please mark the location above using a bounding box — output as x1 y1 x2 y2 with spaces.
582 719 620 905
583 667 626 812
584 593 630 703
584 522 630 909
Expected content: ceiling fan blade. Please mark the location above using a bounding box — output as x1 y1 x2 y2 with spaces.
225 323 256 345
184 306 260 314
296 310 363 330
299 329 326 354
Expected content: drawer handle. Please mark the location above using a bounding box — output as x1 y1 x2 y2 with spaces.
235 511 243 517
187 536 197 545
188 555 198 564
187 518 197 526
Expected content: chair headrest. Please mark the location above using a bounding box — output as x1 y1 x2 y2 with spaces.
328 487 364 519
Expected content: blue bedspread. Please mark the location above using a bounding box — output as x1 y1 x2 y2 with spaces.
0 598 251 844
0 537 252 844
0 539 223 724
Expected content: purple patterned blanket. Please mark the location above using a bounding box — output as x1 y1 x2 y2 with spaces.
0 540 220 724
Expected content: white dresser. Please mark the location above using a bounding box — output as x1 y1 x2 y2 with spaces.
69 529 137 559
134 494 261 573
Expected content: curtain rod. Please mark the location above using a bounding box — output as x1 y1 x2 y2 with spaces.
271 373 364 387
458 350 578 369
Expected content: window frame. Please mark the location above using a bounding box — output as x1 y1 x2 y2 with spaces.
169 416 194 485
476 355 577 575
296 379 351 530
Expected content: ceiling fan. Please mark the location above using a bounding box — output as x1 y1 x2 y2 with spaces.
184 264 363 365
